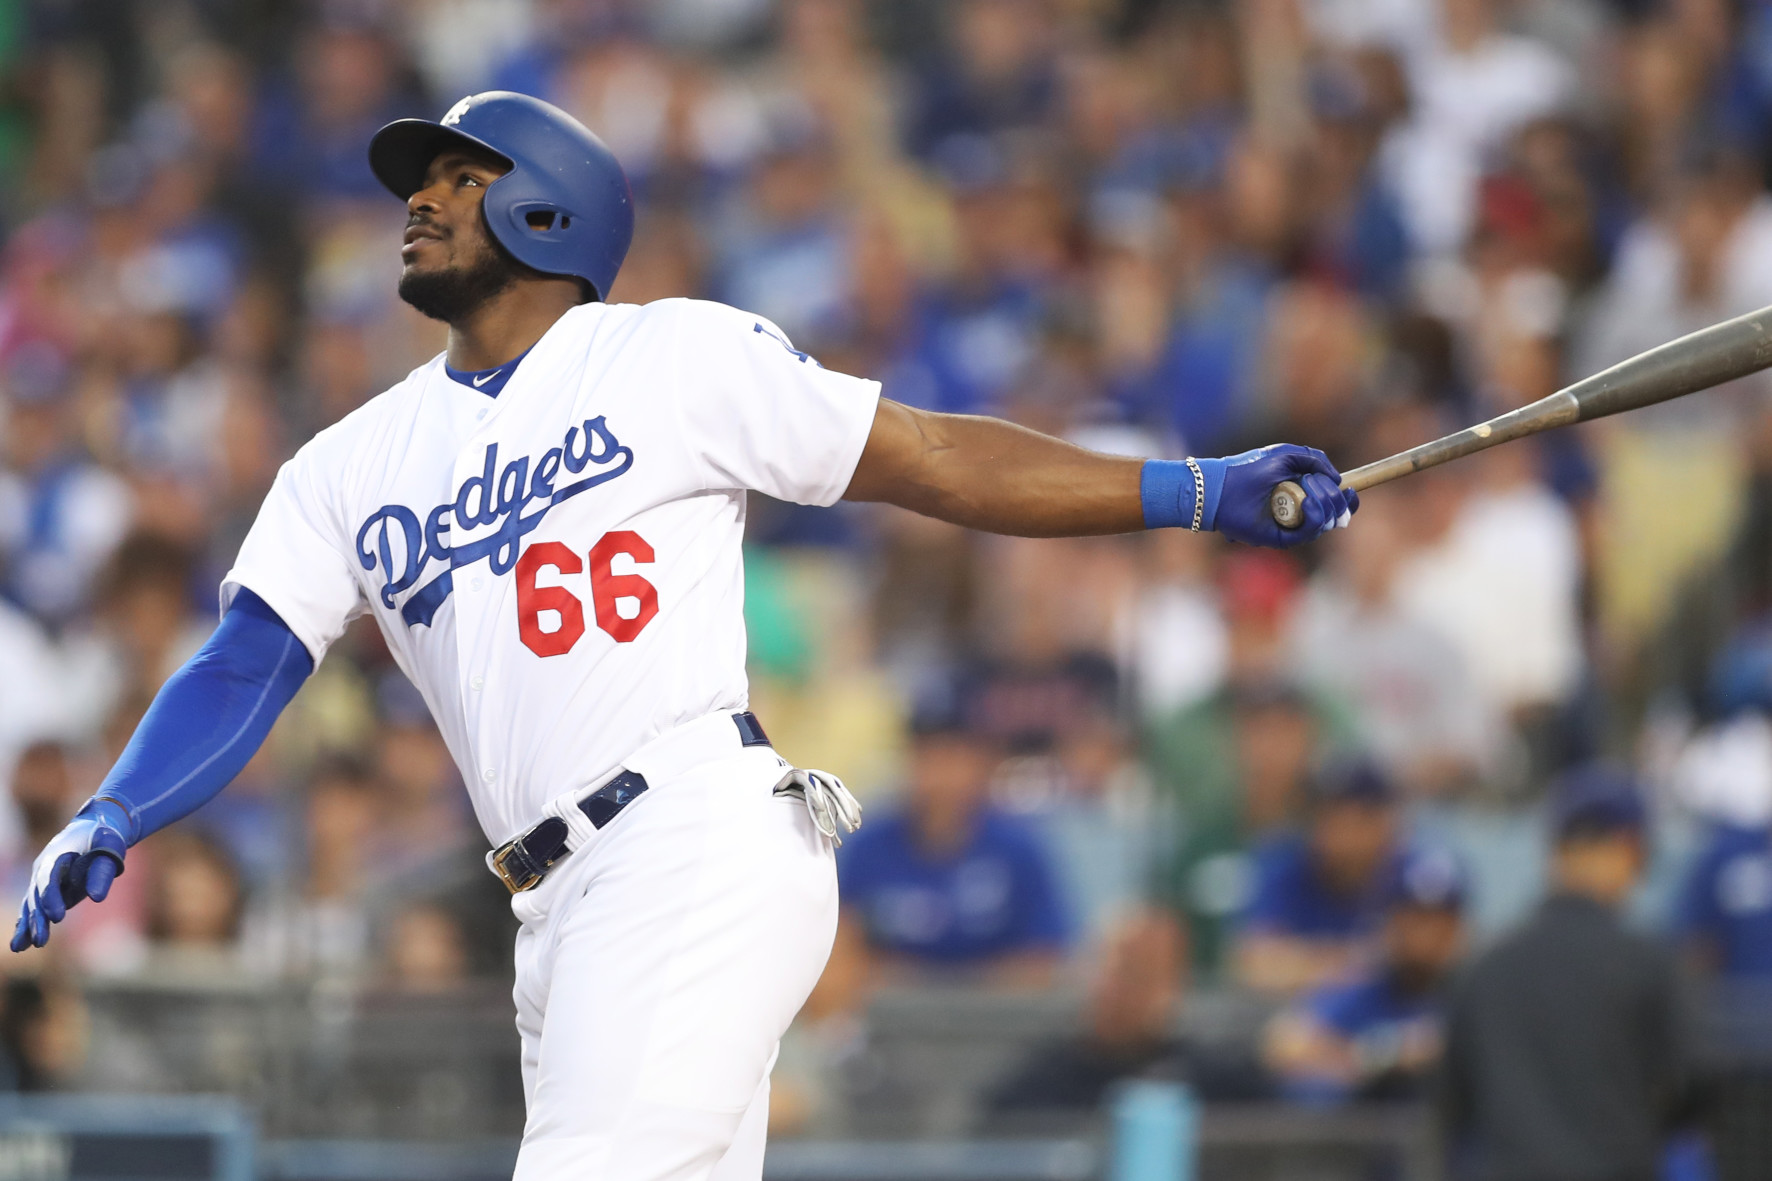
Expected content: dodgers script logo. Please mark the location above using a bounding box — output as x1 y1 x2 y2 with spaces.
356 416 633 627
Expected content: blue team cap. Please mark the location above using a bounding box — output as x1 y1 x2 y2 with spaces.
1549 764 1646 841
1307 756 1396 807
1386 846 1467 912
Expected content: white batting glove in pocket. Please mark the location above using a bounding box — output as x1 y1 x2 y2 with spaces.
773 768 862 846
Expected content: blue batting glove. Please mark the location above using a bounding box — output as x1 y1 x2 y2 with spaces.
11 797 133 952
1208 445 1358 548
1140 444 1358 548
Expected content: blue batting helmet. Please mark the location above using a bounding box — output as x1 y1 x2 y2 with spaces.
369 91 634 301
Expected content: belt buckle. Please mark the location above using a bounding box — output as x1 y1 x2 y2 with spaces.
491 838 543 894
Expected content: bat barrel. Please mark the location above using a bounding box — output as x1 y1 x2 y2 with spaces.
1269 303 1772 529
1564 302 1772 421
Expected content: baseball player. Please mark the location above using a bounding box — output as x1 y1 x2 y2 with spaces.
11 93 1355 1179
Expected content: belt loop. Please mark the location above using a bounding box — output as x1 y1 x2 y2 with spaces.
579 770 649 829
545 787 600 851
733 711 771 748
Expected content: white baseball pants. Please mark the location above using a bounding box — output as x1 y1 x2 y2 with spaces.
507 734 838 1181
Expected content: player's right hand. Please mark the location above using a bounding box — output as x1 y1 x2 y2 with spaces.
1201 444 1357 549
11 798 131 952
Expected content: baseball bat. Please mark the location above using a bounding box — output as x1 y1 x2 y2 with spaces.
1269 304 1772 529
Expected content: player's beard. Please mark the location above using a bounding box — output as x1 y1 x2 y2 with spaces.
397 226 525 324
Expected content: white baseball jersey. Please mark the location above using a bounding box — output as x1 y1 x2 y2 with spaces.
223 298 880 845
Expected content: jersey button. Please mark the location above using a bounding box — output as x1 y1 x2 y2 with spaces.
482 769 497 784
471 576 484 591
470 675 484 691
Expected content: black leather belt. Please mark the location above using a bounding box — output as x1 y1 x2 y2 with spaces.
490 711 772 894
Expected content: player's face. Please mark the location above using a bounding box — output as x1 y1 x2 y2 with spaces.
401 149 508 271
397 149 520 322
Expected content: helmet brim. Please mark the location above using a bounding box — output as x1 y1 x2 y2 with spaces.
368 119 515 200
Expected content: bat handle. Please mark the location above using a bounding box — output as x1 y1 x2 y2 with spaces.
1270 480 1308 530
1270 476 1364 529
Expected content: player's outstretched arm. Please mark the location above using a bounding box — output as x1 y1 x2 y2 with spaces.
10 589 313 951
842 399 1357 547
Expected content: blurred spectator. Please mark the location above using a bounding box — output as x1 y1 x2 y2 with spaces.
142 829 246 978
1391 457 1583 723
836 701 1068 984
1440 767 1701 1181
1118 528 1227 723
1263 845 1467 1104
1150 678 1341 979
1668 627 1772 830
1670 630 1772 979
368 674 471 884
0 598 65 814
1232 759 1404 996
1299 56 1412 304
1117 140 1287 453
1256 280 1378 459
994 690 1156 950
60 533 209 738
904 0 1057 163
0 346 133 623
1292 496 1499 797
190 742 296 894
1382 0 1575 256
1576 144 1772 656
984 910 1268 1123
1218 550 1305 686
248 757 377 978
1579 145 1772 395
968 546 1123 756
1144 550 1322 835
2 741 75 899
250 21 421 203
0 974 87 1091
607 209 705 308
710 111 851 345
385 902 470 993
743 550 904 798
1679 817 1772 980
884 139 1063 418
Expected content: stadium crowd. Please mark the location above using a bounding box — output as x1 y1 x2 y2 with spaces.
0 0 1770 1167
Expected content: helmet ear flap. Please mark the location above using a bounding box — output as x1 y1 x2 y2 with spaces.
479 180 537 267
483 185 601 301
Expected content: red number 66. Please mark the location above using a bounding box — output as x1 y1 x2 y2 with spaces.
514 530 659 657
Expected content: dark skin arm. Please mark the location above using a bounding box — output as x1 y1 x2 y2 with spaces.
842 399 1146 537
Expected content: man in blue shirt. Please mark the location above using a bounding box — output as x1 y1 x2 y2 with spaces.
837 701 1070 984
1233 758 1402 995
1263 846 1468 1103
1677 821 1772 979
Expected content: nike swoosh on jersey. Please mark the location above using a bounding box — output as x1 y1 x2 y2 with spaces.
473 370 501 387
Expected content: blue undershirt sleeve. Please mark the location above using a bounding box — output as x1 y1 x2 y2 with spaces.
93 587 314 844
